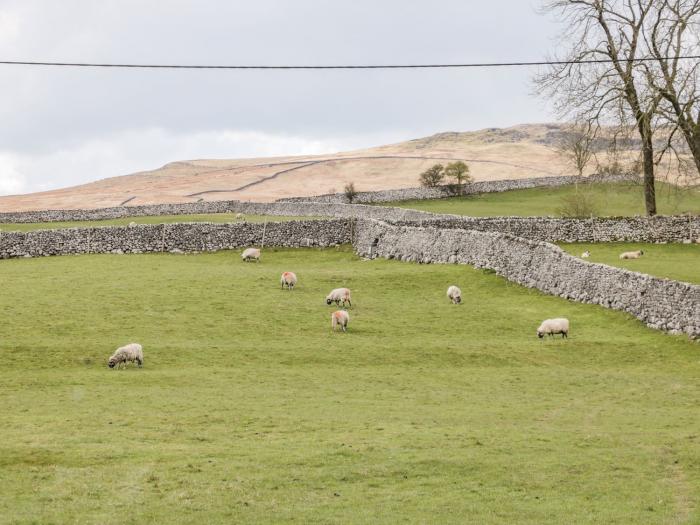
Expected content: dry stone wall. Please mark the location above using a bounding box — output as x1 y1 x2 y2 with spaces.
354 220 700 339
395 215 700 243
1 199 698 243
276 174 630 204
0 220 350 258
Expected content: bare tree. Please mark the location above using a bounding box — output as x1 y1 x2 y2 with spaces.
535 1 663 215
642 0 700 178
556 123 596 177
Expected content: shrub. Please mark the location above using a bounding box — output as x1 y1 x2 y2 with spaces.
557 192 600 218
344 182 358 203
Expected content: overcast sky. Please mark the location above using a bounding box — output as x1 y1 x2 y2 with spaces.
0 1 561 196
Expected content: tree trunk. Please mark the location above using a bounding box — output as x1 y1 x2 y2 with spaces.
641 132 656 216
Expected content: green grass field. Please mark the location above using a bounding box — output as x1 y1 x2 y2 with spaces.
387 182 700 217
558 242 700 284
1 248 698 524
0 214 320 232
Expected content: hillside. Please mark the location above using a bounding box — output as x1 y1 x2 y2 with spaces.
0 124 635 212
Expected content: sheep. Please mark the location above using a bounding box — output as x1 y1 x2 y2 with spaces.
280 271 297 290
331 310 350 332
235 213 245 221
108 343 144 369
536 318 570 339
446 285 462 304
242 247 261 262
619 250 644 260
581 250 591 258
326 287 352 307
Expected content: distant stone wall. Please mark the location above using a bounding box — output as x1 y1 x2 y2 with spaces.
0 220 351 258
394 215 700 244
2 199 698 243
354 220 700 339
276 174 631 204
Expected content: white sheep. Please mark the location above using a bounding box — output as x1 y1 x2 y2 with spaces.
108 343 144 369
242 247 261 262
326 287 352 307
581 250 590 258
331 310 350 332
447 285 462 304
281 271 297 290
619 250 644 260
235 213 245 221
536 318 570 339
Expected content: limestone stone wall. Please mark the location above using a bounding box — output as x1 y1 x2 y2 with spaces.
354 220 700 339
276 174 630 204
0 219 351 258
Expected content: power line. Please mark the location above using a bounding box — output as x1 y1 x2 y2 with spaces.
0 56 698 70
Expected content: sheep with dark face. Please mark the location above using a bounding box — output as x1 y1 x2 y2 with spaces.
536 319 569 339
108 343 144 369
326 288 351 307
581 250 591 258
447 285 462 304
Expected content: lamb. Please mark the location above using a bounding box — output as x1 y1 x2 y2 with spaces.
537 318 570 339
241 247 261 262
326 287 352 307
619 250 644 260
581 250 591 258
446 285 462 304
281 271 297 290
108 343 144 369
331 310 350 332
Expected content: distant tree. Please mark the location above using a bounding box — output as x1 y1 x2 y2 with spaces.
344 182 358 203
557 124 595 178
419 164 445 187
444 161 472 194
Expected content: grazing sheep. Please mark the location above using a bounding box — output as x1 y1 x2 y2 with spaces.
536 318 570 339
326 287 352 307
108 343 144 369
331 310 350 332
619 250 644 260
242 247 261 262
581 250 591 258
128 221 137 228
280 271 297 290
446 285 462 304
235 213 245 221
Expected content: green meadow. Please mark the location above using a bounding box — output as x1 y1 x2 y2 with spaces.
0 248 698 524
558 242 700 284
386 182 700 217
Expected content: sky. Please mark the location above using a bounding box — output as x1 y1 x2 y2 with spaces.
0 0 561 196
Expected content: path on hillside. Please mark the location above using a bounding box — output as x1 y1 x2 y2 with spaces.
183 155 559 198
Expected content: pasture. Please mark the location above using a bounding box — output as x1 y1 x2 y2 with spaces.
387 182 700 217
558 242 700 284
0 248 698 524
0 214 320 233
